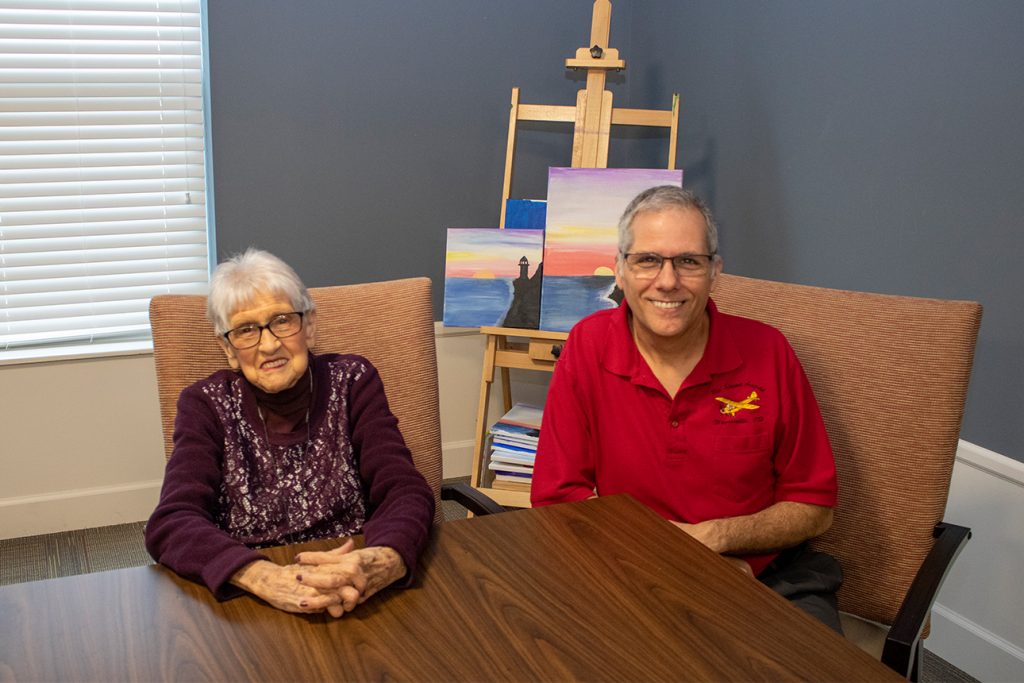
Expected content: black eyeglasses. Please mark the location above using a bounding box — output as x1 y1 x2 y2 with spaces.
223 311 305 350
621 252 717 279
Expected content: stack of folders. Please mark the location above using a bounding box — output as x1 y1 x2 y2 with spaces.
487 403 543 493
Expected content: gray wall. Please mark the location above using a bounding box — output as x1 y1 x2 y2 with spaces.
207 0 644 291
629 0 1022 460
207 1 1021 461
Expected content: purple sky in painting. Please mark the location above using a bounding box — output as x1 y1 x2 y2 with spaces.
544 167 682 276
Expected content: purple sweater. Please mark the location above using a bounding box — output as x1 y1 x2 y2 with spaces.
145 353 435 599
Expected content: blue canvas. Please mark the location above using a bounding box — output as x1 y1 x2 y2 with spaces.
505 199 547 229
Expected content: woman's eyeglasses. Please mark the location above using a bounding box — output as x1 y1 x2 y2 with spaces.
223 312 305 349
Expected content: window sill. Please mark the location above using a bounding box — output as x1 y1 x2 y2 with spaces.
0 341 154 367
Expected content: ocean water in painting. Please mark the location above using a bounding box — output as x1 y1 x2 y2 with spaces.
443 277 514 327
539 275 619 332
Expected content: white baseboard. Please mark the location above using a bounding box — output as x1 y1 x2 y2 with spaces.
0 480 162 540
926 440 1024 683
930 603 1024 683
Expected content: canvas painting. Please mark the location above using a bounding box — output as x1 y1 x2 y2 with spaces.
504 199 547 229
539 167 683 332
443 228 545 329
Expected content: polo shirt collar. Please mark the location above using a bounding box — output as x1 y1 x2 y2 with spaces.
600 299 744 391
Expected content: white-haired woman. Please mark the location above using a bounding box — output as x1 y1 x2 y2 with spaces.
145 248 434 617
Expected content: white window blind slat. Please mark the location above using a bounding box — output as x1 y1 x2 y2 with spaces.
3 202 204 227
0 8 199 26
4 228 208 254
2 216 205 239
6 281 207 314
0 0 209 358
1 1 200 11
3 255 208 281
3 177 205 199
2 266 209 294
0 53 202 69
0 150 203 169
0 109 202 125
0 82 202 97
0 123 206 142
2 242 207 267
1 96 199 112
0 164 207 184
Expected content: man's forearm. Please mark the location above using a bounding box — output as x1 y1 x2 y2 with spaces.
676 501 833 555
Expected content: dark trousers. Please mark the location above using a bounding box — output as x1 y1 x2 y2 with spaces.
758 544 844 634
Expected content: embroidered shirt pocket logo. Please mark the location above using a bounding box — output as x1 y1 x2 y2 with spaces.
714 390 761 417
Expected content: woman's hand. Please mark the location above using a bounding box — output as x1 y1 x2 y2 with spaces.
294 542 407 613
229 559 344 615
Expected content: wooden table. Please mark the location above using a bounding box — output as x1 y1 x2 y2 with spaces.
0 495 900 682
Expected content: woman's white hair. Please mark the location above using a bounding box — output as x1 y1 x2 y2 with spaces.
207 248 315 335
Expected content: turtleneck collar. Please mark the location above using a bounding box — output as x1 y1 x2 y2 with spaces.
251 355 314 435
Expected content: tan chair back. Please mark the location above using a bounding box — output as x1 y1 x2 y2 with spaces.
149 277 444 526
712 274 981 626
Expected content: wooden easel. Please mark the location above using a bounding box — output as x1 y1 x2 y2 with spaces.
472 0 681 507
498 0 680 227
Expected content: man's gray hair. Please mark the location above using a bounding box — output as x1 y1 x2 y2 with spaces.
617 185 719 256
207 248 315 335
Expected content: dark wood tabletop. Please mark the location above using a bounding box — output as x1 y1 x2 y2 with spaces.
0 495 900 682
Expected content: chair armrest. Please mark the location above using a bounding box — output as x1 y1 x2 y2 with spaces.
441 481 506 517
881 522 971 679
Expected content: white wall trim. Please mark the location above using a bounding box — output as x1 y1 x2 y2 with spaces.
931 603 1024 683
0 480 162 540
954 438 1024 486
433 321 479 339
928 439 1024 682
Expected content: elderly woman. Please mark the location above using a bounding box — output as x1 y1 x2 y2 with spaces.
145 248 434 617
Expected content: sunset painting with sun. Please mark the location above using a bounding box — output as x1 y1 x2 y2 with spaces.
539 167 683 331
443 228 544 328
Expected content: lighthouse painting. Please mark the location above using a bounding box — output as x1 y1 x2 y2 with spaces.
442 228 544 329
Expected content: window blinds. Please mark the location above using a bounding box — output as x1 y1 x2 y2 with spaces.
0 0 209 356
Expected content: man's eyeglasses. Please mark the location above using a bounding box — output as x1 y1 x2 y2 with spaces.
621 252 717 279
223 312 305 350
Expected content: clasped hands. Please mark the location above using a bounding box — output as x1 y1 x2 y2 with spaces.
231 539 407 618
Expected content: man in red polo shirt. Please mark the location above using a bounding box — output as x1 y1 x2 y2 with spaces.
531 185 843 632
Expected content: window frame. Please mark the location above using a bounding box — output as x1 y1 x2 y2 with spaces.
0 0 217 366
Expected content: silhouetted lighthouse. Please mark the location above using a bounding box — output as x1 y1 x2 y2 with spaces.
518 255 529 279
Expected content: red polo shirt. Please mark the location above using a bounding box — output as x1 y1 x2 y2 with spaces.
531 299 837 575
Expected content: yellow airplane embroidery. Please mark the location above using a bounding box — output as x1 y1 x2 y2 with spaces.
715 391 761 416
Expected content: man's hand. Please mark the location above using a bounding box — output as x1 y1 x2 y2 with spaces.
721 555 754 577
672 519 727 553
672 521 755 576
293 543 407 614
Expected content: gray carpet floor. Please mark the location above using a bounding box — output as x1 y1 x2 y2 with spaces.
0 483 977 683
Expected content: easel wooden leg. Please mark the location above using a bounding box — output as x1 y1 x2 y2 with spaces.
500 88 520 228
470 334 498 491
